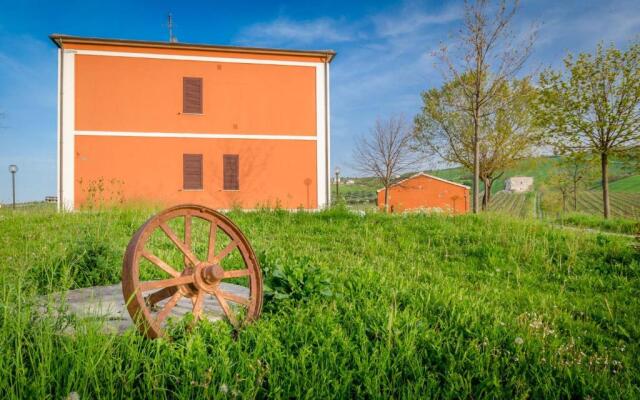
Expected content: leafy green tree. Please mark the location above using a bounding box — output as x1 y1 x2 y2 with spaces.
414 76 540 209
535 42 640 218
433 0 536 213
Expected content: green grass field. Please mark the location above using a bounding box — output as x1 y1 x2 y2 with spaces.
1 206 639 398
556 213 639 236
609 175 640 193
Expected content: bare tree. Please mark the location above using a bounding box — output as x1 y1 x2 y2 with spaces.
547 154 597 212
353 116 418 212
435 0 536 213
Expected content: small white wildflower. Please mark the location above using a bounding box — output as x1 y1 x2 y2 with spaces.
66 393 80 400
529 320 543 329
219 384 229 394
514 337 524 345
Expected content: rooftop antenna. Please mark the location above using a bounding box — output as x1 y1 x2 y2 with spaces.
167 13 178 43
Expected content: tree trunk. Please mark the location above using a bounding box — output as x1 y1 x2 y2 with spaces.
601 152 610 219
384 187 389 213
481 185 488 211
481 178 493 210
473 120 480 214
561 191 567 212
573 181 578 211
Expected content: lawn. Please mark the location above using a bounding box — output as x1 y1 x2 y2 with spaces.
0 206 638 398
556 212 639 236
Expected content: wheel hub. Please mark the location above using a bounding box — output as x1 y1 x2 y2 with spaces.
193 262 224 292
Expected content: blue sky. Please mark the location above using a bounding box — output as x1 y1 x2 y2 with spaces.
1 0 639 203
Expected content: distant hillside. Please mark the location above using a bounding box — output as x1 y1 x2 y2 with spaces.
335 156 639 210
427 156 637 194
604 174 640 193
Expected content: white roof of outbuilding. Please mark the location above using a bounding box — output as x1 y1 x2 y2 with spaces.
376 172 470 193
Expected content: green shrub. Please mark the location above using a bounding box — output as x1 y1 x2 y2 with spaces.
67 234 121 288
259 251 333 311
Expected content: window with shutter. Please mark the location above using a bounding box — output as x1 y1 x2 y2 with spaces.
183 154 203 190
223 154 239 190
183 77 203 114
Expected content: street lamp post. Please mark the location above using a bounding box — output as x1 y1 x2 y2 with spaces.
8 164 18 209
334 167 340 204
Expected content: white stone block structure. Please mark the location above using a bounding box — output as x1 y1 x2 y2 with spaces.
505 176 534 192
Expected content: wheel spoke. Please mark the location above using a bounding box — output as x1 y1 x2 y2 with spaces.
155 291 182 325
207 220 217 263
139 275 194 292
223 269 251 279
184 215 192 266
217 240 238 262
184 215 192 246
141 250 180 278
192 290 205 320
160 222 200 266
146 286 177 306
214 290 238 327
219 290 250 306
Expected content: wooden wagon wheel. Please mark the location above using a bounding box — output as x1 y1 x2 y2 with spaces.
122 204 263 339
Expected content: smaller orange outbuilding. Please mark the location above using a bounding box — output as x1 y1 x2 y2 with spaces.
377 173 469 214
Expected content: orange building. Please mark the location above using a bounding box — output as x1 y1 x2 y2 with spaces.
51 34 334 210
377 173 469 214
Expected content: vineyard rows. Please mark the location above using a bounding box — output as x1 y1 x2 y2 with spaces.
339 187 640 220
488 192 534 217
575 191 640 218
341 191 377 204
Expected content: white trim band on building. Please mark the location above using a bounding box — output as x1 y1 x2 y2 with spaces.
74 131 318 141
73 49 323 68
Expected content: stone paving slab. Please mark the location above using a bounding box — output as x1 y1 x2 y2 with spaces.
42 282 249 334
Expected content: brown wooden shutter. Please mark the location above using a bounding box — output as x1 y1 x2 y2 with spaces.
223 154 239 190
183 154 203 190
183 77 203 114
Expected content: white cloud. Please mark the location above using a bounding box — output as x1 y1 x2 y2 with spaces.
371 2 461 37
237 17 356 46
